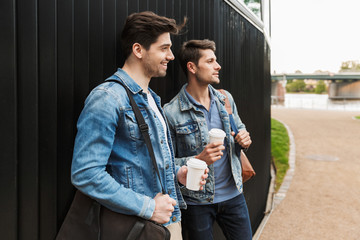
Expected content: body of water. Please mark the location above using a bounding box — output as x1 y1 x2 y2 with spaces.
273 93 360 111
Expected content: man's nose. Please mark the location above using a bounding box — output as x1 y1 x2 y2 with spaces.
215 61 221 70
167 49 175 60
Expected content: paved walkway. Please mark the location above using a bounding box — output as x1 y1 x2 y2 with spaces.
259 108 360 240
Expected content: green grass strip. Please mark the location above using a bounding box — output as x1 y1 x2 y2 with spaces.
355 116 360 120
271 118 290 192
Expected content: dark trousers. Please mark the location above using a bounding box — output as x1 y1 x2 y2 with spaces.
181 194 252 240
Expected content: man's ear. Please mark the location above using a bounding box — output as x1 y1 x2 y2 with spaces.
132 43 143 59
187 62 197 74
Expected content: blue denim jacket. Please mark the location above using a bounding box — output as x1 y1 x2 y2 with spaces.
163 84 246 203
71 68 185 226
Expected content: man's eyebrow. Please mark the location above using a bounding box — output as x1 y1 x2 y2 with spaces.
159 43 172 47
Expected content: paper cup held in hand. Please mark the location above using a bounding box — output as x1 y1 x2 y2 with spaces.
208 128 226 143
186 158 207 191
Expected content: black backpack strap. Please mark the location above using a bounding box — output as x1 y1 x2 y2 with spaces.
106 80 166 194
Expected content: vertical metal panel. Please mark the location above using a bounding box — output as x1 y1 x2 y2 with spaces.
156 0 166 16
38 0 58 238
148 0 158 13
17 0 39 238
89 0 104 87
128 0 139 14
139 0 149 12
74 0 90 119
0 0 17 239
56 0 75 233
103 0 117 78
115 0 127 67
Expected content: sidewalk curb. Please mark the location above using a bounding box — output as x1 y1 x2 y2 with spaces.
253 118 296 240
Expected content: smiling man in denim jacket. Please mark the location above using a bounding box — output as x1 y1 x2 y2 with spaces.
71 12 207 239
164 39 252 240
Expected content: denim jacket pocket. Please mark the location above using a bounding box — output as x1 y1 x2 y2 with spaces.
125 109 150 140
175 122 201 153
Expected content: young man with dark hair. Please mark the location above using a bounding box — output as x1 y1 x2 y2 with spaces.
71 12 206 239
164 39 253 240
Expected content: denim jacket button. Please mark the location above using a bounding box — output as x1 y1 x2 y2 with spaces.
161 140 164 144
166 164 169 169
168 189 172 194
172 216 177 222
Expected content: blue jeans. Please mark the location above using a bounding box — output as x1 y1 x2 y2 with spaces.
181 194 252 240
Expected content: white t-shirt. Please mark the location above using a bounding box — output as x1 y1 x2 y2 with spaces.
147 92 171 149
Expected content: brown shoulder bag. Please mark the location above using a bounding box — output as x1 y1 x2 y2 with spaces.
218 89 256 183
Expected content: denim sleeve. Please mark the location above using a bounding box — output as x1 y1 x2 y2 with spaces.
225 90 246 131
71 89 155 220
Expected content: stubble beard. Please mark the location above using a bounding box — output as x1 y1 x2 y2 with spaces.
196 73 220 86
144 62 167 78
143 53 167 78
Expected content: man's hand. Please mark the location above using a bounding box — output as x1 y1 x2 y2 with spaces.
150 193 177 224
231 129 252 148
195 142 225 165
177 165 209 190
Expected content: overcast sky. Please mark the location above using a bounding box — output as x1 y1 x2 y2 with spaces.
271 0 360 74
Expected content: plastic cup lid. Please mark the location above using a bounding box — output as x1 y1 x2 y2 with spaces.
209 128 226 138
187 158 207 169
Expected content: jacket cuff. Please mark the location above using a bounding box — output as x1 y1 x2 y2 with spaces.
140 196 156 220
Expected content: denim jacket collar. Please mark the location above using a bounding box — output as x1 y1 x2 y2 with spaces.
110 68 162 106
113 68 144 95
178 84 226 111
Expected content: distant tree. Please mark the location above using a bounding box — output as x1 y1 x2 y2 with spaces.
339 60 360 72
243 0 261 16
314 80 327 94
244 0 260 4
286 80 306 92
295 70 302 73
305 84 314 93
314 69 330 74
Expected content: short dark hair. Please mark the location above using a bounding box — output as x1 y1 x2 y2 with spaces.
121 11 186 59
178 39 216 75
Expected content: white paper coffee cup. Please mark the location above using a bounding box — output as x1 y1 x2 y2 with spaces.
208 128 226 143
186 158 207 191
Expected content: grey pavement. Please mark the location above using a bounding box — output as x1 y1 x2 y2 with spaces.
258 108 360 240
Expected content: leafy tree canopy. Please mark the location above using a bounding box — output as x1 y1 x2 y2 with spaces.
286 80 306 92
244 0 260 4
243 0 261 17
314 69 330 74
315 80 327 94
339 60 360 72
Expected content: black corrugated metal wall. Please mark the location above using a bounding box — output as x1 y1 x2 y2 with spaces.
0 0 271 239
